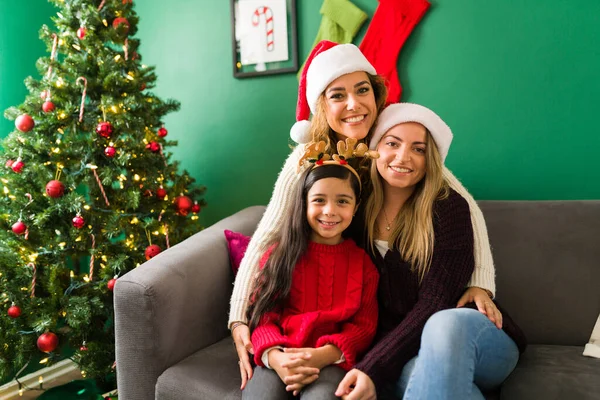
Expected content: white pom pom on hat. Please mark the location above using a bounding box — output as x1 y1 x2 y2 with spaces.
290 40 376 144
369 103 453 163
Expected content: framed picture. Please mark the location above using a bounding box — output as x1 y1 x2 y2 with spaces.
230 0 298 78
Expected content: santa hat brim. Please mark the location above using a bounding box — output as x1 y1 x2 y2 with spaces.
369 103 453 163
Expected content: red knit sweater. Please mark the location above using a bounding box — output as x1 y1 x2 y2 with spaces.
251 239 379 371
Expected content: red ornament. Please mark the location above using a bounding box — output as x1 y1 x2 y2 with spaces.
40 90 49 100
140 83 146 91
191 202 201 214
77 27 86 39
143 189 153 197
72 214 85 229
37 332 59 353
5 159 14 168
8 304 22 318
107 277 117 291
104 146 116 158
15 114 35 132
79 344 88 351
11 160 24 173
12 221 27 235
174 195 193 216
46 180 65 198
156 186 167 199
145 244 161 260
157 127 168 137
146 141 160 153
96 122 114 138
42 101 55 113
112 17 130 34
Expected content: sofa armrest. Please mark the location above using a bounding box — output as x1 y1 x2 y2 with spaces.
114 206 265 400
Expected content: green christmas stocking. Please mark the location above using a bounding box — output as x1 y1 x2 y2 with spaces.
298 0 368 77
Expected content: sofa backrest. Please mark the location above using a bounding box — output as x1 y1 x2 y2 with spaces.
479 201 600 346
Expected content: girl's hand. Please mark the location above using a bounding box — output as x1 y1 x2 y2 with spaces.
457 287 503 329
283 345 340 370
335 369 376 400
270 350 320 395
232 323 254 389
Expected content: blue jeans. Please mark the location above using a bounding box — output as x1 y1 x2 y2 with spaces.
395 308 519 400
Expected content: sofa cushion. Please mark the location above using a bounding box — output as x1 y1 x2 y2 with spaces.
156 337 242 400
479 201 600 345
500 344 600 400
224 230 251 277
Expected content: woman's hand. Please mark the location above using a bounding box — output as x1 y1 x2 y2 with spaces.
270 350 320 395
457 287 503 329
335 369 376 400
232 323 254 389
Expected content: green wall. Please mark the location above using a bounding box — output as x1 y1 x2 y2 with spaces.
2 0 599 228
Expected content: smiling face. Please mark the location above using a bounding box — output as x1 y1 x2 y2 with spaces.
323 71 377 141
376 122 428 193
306 176 358 245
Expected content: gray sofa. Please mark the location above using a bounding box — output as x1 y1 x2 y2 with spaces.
114 201 600 399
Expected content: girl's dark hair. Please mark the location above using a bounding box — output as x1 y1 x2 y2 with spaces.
247 164 361 330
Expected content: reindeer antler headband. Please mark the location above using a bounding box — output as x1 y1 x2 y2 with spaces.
298 138 379 189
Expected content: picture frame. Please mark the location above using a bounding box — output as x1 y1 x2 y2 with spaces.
230 0 298 78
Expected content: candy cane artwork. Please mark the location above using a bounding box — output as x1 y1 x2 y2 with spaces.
252 6 274 52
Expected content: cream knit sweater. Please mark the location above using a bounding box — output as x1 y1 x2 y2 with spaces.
228 146 496 327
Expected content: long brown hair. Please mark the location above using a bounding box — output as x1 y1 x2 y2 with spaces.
364 130 449 283
247 164 361 330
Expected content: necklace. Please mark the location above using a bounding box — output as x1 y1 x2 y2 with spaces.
382 208 392 231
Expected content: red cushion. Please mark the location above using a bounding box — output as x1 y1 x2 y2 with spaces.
224 230 251 277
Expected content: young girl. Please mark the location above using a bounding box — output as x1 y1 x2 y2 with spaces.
242 141 380 400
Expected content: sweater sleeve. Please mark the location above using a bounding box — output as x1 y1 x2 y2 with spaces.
252 311 290 367
228 146 305 327
316 254 379 371
355 193 475 386
443 166 496 297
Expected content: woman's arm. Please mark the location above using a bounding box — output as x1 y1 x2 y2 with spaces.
443 166 496 297
228 145 305 327
355 193 475 387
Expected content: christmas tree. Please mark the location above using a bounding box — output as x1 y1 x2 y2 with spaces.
0 0 205 387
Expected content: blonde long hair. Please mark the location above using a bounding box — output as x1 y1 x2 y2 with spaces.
364 130 449 283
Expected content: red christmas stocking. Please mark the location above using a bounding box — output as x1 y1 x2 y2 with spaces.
359 0 430 104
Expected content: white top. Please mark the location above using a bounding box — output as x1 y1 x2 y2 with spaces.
375 239 389 258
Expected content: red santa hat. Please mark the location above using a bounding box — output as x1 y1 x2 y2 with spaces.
290 40 377 144
369 103 453 163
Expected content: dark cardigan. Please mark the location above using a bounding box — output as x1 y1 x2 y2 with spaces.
352 188 527 387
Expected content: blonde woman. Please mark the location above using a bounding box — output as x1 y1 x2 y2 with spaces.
336 103 527 400
230 40 501 392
